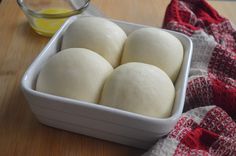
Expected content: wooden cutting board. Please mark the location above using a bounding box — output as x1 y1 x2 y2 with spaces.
0 0 235 155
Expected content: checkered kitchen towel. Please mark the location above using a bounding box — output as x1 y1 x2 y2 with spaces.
144 0 236 155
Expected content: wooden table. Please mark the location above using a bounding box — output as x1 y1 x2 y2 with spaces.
0 0 236 155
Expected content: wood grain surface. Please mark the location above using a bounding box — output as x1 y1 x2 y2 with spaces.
0 0 236 155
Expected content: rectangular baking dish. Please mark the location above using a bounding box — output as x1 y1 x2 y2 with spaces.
21 15 193 149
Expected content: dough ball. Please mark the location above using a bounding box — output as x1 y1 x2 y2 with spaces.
121 28 183 81
62 16 127 67
36 48 113 103
100 62 175 118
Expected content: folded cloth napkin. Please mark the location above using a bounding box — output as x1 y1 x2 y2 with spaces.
144 0 236 155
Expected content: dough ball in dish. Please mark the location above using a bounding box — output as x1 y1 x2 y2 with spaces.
36 48 113 103
100 62 175 118
61 16 127 67
121 28 183 81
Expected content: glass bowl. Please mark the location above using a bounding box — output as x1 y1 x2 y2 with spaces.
17 0 90 37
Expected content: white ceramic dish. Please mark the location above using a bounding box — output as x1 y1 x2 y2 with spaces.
21 15 193 149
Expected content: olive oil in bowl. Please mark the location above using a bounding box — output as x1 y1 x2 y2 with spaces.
31 8 72 37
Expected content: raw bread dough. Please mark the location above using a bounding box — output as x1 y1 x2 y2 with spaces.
62 16 127 67
36 48 113 103
122 28 183 81
100 62 175 118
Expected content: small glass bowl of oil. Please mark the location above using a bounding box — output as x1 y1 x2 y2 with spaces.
17 0 90 37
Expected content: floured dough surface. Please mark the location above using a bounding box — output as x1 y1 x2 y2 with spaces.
62 16 127 67
36 48 113 103
122 28 183 81
100 62 175 118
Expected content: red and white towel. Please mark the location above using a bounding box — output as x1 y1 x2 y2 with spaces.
145 0 236 155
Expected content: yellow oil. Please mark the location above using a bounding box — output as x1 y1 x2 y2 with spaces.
32 8 72 37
